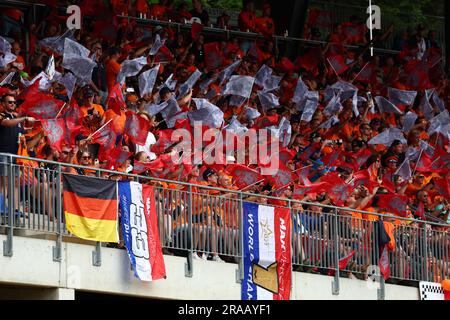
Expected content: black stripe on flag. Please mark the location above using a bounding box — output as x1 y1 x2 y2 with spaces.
63 174 117 200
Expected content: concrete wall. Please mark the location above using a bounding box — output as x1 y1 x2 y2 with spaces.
0 235 419 300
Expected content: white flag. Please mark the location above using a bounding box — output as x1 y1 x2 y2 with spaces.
139 65 159 97
45 55 56 81
0 71 16 86
375 96 403 114
258 92 280 111
368 128 407 146
223 75 255 99
117 56 148 85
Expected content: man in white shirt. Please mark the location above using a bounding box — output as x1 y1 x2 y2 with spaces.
135 131 158 160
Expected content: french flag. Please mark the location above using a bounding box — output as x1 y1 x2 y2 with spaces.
118 182 166 281
242 203 292 300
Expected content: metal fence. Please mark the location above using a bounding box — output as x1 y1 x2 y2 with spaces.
1 153 449 288
118 15 401 56
309 0 446 58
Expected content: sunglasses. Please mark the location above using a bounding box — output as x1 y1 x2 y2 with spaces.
62 151 70 155
82 156 92 160
6 101 16 105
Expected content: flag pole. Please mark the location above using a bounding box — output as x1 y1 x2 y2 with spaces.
293 164 313 173
412 148 424 176
326 57 341 80
430 57 442 69
351 62 370 83
87 119 113 140
240 179 266 192
369 0 374 57
54 103 67 119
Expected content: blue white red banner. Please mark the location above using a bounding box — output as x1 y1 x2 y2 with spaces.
118 182 166 281
242 202 292 300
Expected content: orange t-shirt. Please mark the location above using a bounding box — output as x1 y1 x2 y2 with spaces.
106 59 122 93
105 109 126 135
383 221 396 251
363 207 380 221
80 104 105 118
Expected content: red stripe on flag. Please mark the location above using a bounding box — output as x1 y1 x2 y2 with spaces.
143 185 166 280
273 207 291 300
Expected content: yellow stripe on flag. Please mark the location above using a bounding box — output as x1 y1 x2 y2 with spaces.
65 212 119 243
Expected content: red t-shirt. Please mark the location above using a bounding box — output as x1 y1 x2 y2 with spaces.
238 11 257 32
150 4 167 19
255 17 275 37
3 8 23 21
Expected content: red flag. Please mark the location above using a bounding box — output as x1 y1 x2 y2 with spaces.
292 182 329 199
41 118 66 152
295 47 322 75
204 42 223 71
342 22 366 44
328 55 349 75
191 22 204 41
136 0 149 13
174 118 191 132
247 42 266 64
124 111 150 146
415 152 445 174
297 165 312 185
355 63 377 83
415 201 426 220
298 144 321 163
133 159 165 175
61 98 85 147
339 250 356 270
307 9 331 28
433 177 450 198
263 162 296 188
154 45 174 63
255 115 279 129
379 244 391 280
150 129 176 155
423 47 442 68
278 148 297 163
380 175 396 194
106 83 125 115
91 122 118 161
322 150 342 167
106 145 132 170
353 169 379 193
17 76 41 100
17 92 65 120
376 193 408 217
226 164 262 189
320 172 353 206
354 148 373 169
404 59 433 91
276 57 296 73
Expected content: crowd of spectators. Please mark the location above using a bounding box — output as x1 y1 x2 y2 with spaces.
0 1 449 273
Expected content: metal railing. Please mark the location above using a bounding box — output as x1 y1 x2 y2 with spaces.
308 0 446 60
117 15 401 56
1 153 449 288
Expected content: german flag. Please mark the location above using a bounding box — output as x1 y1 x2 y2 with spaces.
63 174 119 243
